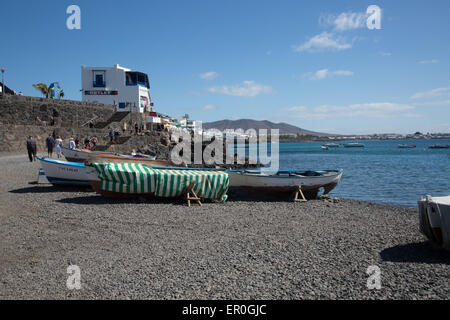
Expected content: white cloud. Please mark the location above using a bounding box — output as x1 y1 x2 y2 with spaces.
200 71 218 80
418 59 439 64
208 81 273 97
413 100 450 106
303 69 354 80
202 104 217 111
283 106 308 112
320 12 367 31
411 87 450 99
283 102 417 120
293 32 352 52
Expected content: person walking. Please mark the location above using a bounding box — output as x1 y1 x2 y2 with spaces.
135 122 138 135
46 134 55 158
91 136 98 150
84 137 91 150
109 128 115 142
68 138 76 149
26 136 37 162
55 136 63 159
122 122 127 135
75 137 80 148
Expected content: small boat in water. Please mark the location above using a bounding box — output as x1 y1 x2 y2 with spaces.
37 157 98 186
398 144 416 148
428 145 450 149
418 195 450 250
343 143 365 148
321 146 329 150
322 143 340 148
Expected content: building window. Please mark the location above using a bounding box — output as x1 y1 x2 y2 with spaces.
93 70 105 87
126 71 149 89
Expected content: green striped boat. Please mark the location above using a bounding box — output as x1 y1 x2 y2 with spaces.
91 163 229 202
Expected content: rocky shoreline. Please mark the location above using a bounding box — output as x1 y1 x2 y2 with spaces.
0 152 448 299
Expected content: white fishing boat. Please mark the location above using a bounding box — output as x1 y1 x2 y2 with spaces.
418 195 450 250
37 157 99 186
62 147 173 167
398 144 416 149
228 169 342 190
323 143 340 148
154 166 343 199
343 142 365 148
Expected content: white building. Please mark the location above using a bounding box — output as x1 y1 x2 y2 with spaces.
81 64 152 113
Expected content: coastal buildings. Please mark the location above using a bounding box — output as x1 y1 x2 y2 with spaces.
81 64 152 113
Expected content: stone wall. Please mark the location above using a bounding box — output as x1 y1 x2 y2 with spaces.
0 95 174 161
0 95 115 127
106 132 174 160
0 124 111 152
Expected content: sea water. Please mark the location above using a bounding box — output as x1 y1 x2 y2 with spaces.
235 139 450 207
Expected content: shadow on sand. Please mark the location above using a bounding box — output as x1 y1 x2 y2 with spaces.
380 242 450 265
56 195 193 206
9 184 93 194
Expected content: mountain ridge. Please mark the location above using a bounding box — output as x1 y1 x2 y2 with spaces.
202 119 330 136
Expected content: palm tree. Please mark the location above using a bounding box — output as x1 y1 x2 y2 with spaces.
33 83 49 98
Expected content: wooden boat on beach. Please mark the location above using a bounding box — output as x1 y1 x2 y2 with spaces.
62 147 180 167
227 169 343 199
418 195 450 250
88 163 229 205
152 167 343 200
37 157 99 186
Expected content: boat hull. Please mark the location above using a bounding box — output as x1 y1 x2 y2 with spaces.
343 143 364 148
62 147 180 167
226 169 342 200
150 166 343 199
228 170 342 188
38 157 99 186
418 196 450 250
89 180 156 198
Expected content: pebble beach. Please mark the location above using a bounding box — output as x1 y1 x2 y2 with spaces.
0 152 448 300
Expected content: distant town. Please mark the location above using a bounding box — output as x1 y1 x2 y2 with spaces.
278 132 450 142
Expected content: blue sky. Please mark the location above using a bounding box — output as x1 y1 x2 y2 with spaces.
0 0 449 134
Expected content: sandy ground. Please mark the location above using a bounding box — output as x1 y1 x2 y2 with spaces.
0 152 448 299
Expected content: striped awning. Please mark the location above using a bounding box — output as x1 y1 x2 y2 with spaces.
91 163 229 202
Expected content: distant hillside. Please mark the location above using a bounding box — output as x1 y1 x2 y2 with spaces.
202 119 330 137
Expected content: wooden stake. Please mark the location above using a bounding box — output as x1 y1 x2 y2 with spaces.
184 181 202 207
293 186 307 202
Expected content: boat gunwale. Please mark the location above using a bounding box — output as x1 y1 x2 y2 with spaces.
37 157 86 168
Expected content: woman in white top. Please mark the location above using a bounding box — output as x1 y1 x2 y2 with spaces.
55 136 63 158
68 138 76 150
